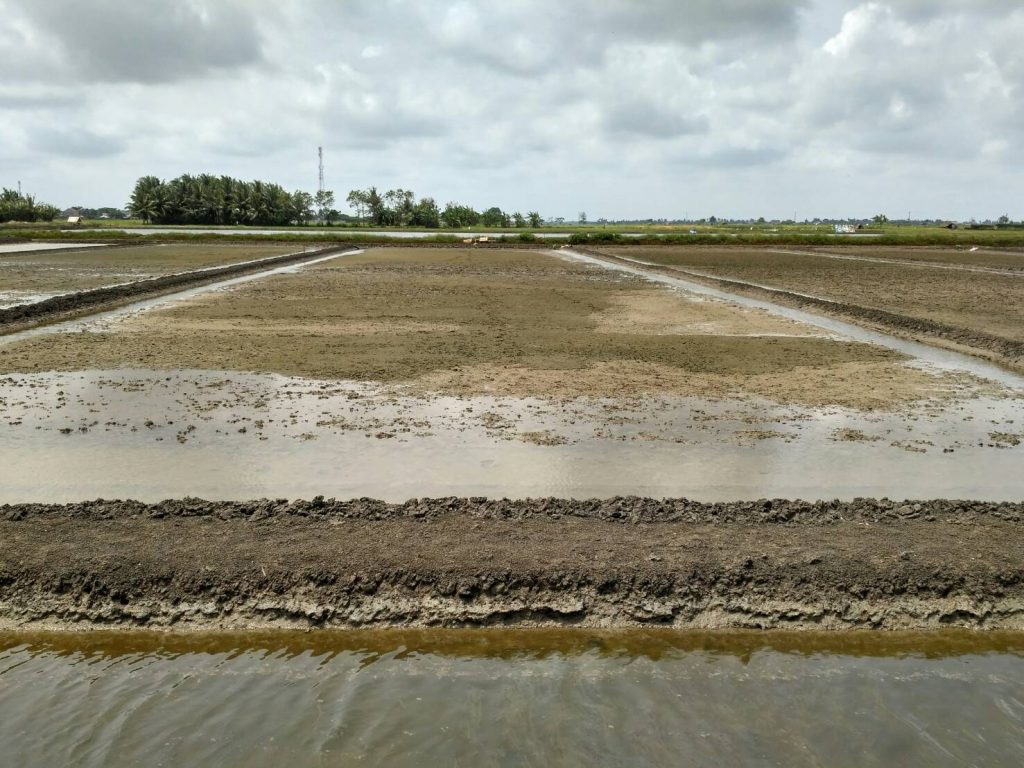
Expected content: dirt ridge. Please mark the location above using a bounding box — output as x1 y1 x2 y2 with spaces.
5 496 1023 524
2 498 1023 632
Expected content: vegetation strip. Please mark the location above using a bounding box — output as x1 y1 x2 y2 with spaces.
2 497 1022 631
0 244 351 331
579 247 1024 371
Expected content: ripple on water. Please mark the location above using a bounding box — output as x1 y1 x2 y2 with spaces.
0 630 1022 767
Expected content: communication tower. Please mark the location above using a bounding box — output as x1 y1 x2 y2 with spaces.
318 147 325 194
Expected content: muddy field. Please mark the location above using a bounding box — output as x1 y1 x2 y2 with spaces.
2 497 1023 631
0 243 298 308
1 245 1023 631
802 245 1024 271
0 247 977 409
601 246 1024 345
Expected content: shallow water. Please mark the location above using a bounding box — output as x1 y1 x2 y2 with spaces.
0 242 105 254
1 630 1022 767
1 369 1022 502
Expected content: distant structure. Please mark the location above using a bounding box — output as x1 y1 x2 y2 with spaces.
318 146 325 194
833 223 856 234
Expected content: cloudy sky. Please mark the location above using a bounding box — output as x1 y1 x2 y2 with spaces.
1 0 1021 220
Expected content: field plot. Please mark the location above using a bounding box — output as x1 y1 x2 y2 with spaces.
0 243 300 309
1 246 1022 502
801 245 1024 271
600 246 1024 346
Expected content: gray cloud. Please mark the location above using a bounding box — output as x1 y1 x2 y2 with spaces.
30 126 126 157
15 0 264 83
0 1 1021 219
603 101 708 139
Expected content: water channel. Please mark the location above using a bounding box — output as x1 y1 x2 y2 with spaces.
1 630 1022 767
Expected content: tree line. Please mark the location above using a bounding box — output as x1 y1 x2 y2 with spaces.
127 175 543 229
128 174 328 226
0 188 60 223
346 187 542 228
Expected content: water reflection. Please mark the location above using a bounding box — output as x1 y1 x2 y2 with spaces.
2 630 1023 767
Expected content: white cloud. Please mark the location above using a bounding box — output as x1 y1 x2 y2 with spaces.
1 0 1021 220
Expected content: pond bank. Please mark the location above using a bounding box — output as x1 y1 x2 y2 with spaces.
3 497 1022 632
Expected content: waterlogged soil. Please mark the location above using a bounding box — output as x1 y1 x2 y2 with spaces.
0 247 977 410
2 498 1024 631
603 246 1024 344
0 243 297 308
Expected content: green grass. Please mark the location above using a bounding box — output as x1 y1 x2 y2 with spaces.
5 221 1024 248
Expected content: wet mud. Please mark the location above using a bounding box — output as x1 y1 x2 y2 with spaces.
2 497 1023 632
0 244 349 332
586 247 1024 370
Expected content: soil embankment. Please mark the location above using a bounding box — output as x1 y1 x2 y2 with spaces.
0 244 351 333
582 247 1024 371
2 497 1022 631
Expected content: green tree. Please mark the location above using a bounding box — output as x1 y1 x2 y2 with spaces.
481 206 509 227
527 211 543 228
873 213 889 226
314 189 335 222
409 197 441 228
442 202 480 228
346 189 369 222
512 212 526 228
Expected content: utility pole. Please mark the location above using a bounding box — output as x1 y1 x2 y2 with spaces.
318 147 325 195
17 180 21 196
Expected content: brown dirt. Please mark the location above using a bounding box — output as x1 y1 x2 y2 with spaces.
0 243 298 296
593 246 1024 370
2 497 1022 631
0 247 965 410
803 245 1024 271
601 245 1024 344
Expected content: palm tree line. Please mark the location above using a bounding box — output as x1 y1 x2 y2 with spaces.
128 175 318 226
0 188 61 223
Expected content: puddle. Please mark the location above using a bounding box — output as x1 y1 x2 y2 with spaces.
0 242 106 254
1 369 1022 502
1 629 1022 767
562 249 1024 390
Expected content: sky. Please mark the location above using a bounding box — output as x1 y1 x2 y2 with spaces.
1 0 1021 221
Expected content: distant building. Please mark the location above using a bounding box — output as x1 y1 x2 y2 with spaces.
833 223 856 234
67 215 83 225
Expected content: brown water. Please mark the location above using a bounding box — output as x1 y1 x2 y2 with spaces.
1 630 1022 766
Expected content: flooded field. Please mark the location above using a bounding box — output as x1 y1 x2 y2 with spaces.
0 368 1022 501
1 246 1022 501
2 630 1023 767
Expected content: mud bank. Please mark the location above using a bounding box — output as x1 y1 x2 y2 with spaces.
0 244 349 332
582 248 1024 371
2 497 1023 632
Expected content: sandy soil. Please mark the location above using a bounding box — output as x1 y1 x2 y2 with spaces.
2 498 1022 631
0 243 297 303
603 246 1024 344
0 247 969 410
